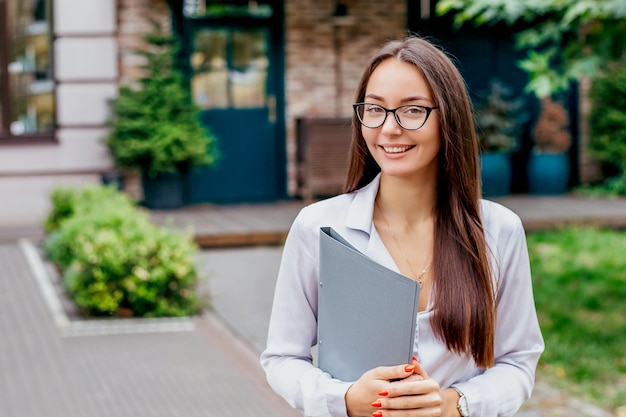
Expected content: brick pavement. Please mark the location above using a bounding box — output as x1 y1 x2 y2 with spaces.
0 242 301 417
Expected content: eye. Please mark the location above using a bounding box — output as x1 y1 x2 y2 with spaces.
403 106 427 115
365 104 385 113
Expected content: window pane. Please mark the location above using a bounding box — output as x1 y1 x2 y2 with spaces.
230 30 267 109
5 0 55 136
191 28 268 110
191 29 229 109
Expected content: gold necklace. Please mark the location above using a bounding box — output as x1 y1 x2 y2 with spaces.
375 200 432 288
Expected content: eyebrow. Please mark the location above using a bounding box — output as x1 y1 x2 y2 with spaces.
364 93 433 104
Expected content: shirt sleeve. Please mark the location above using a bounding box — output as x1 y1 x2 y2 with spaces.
260 213 352 417
453 216 545 417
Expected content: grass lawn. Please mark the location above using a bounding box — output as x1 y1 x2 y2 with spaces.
527 227 626 412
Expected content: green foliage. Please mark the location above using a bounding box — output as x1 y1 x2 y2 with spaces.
589 65 626 172
43 185 135 234
436 0 626 98
43 184 203 318
105 19 218 178
527 227 626 410
583 65 626 195
575 174 626 197
474 79 526 153
194 4 273 18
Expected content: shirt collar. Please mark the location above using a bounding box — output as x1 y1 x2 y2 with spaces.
345 173 381 235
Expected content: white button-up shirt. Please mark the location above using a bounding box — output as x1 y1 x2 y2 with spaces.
260 175 544 417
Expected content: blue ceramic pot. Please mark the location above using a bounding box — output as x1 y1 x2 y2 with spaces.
480 152 512 197
527 152 570 195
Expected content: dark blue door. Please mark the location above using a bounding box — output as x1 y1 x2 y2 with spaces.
183 8 285 203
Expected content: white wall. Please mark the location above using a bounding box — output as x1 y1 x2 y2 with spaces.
0 0 118 229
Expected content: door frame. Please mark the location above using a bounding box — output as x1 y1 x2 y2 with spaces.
167 0 287 203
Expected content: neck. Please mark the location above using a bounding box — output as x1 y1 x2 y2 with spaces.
376 174 436 227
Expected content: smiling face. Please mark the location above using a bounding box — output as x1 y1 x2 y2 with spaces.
361 57 441 182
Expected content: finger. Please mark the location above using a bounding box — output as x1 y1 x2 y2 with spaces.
383 376 441 399
369 363 417 383
402 373 425 382
375 388 443 411
411 357 430 379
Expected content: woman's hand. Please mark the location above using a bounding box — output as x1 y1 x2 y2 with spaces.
372 359 442 417
345 359 443 417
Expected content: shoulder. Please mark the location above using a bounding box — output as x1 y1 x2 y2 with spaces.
294 193 356 231
287 176 378 250
282 193 358 262
480 199 525 244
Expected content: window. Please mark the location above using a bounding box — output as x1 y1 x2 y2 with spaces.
191 28 269 109
0 0 55 141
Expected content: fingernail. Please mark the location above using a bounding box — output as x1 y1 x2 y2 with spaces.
405 364 416 372
371 400 382 407
412 356 417 362
372 412 383 417
377 389 388 397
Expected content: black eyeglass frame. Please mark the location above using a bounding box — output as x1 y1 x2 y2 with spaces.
352 102 439 130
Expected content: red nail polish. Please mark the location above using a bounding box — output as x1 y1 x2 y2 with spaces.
412 356 417 362
372 411 383 417
405 364 415 372
371 400 382 408
378 389 388 397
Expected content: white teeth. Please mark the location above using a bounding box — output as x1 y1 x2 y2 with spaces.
383 146 412 153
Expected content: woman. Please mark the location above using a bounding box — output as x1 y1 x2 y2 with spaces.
260 36 544 417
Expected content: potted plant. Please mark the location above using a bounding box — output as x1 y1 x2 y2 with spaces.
475 79 526 197
105 18 218 209
527 97 572 195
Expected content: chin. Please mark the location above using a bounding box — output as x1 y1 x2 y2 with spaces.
379 162 438 181
380 167 418 178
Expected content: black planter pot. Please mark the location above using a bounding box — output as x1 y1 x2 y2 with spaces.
100 172 125 190
527 152 570 195
141 171 186 209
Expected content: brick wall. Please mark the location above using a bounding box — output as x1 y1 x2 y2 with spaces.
284 0 407 194
117 0 170 86
116 0 408 196
577 77 603 184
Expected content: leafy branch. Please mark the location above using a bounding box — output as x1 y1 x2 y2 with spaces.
435 0 626 98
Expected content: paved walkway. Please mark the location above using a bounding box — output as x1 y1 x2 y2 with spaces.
2 194 626 416
148 194 626 248
0 242 302 417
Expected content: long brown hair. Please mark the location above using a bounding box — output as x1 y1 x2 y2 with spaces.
344 37 495 368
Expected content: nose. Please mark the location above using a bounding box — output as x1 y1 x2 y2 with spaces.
381 109 402 134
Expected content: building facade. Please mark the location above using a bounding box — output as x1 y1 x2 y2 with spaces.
0 0 592 229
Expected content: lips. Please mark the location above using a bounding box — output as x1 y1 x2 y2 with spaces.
381 145 415 153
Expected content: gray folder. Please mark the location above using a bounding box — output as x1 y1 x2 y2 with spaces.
318 227 420 381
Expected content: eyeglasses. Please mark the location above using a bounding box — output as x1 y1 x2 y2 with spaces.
353 102 439 130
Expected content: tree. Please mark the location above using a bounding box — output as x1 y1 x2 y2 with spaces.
435 0 626 98
105 18 219 178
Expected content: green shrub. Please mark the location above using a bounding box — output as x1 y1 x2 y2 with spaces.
589 65 626 193
43 184 135 233
105 18 218 178
43 184 203 318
